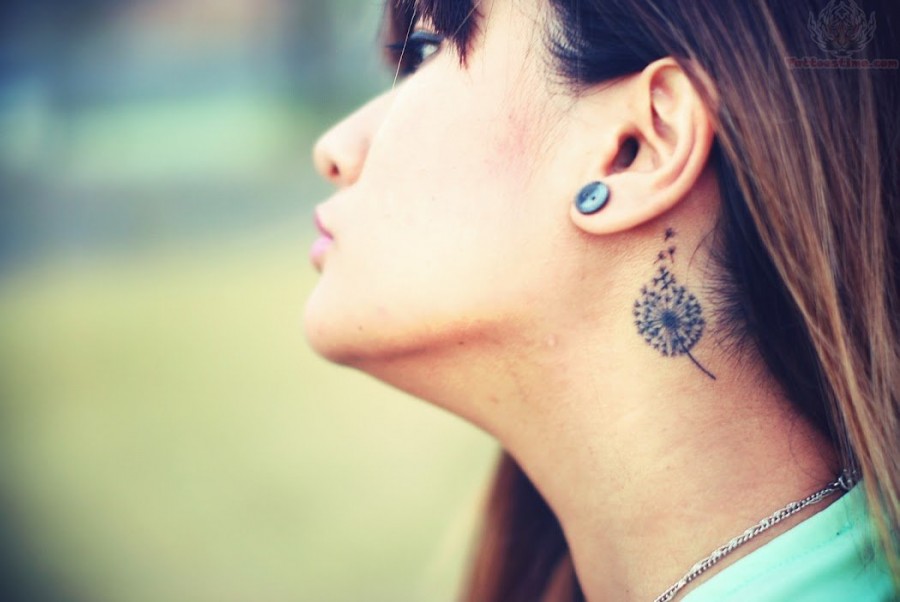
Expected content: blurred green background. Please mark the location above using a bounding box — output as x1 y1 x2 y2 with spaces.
0 1 498 600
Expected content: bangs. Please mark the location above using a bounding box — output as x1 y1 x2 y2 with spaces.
381 0 481 65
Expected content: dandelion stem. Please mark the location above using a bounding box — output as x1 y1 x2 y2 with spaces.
686 351 717 380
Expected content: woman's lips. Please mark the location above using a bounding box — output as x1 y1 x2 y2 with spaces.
310 209 334 271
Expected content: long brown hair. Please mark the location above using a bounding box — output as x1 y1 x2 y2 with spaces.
382 1 900 599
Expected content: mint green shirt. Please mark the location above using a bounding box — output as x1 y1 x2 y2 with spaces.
683 484 896 601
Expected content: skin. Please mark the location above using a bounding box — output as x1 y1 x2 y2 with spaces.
306 0 840 600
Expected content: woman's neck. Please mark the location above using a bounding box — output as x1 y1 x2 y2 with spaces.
491 330 841 602
350 245 839 602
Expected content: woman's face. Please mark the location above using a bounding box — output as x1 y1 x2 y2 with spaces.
306 0 590 367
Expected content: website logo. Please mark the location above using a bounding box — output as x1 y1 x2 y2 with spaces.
787 0 897 70
807 0 876 57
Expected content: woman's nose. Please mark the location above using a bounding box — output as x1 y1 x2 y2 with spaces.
312 120 369 188
312 92 391 188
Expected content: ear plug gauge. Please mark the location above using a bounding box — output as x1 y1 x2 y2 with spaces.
575 181 610 214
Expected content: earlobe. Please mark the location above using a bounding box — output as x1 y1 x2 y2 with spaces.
568 58 715 237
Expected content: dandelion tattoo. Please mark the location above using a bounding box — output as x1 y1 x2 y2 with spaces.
633 230 716 380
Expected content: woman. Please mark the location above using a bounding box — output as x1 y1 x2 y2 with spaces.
305 0 899 600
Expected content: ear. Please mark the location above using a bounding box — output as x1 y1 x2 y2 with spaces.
569 58 715 236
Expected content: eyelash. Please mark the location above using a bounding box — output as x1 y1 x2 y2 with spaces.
385 30 445 77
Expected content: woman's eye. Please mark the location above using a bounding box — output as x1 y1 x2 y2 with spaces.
385 30 444 77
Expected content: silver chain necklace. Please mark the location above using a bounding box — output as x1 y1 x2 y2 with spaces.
652 472 855 602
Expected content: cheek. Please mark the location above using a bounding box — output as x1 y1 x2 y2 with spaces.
486 101 540 177
362 82 538 262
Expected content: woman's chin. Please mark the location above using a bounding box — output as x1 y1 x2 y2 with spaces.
303 290 404 367
303 292 359 365
303 279 495 371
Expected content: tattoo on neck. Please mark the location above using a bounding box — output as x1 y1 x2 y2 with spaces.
632 229 716 380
